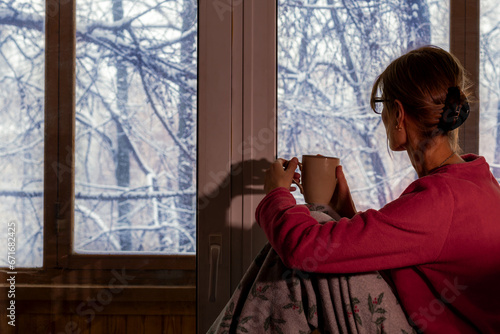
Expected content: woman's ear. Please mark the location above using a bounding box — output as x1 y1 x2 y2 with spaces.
393 99 406 130
387 99 408 151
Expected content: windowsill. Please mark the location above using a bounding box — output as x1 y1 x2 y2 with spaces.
0 267 195 302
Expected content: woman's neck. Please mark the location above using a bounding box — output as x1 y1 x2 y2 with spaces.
407 137 464 177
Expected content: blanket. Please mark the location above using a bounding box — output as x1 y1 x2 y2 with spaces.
208 205 417 334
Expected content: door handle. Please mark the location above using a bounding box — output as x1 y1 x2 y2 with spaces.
208 234 222 302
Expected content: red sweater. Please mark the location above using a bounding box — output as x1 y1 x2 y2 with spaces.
256 154 500 333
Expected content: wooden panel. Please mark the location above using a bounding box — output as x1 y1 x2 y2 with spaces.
164 315 182 334
0 311 10 333
91 316 108 334
52 313 72 334
34 314 55 334
15 300 195 316
72 313 91 334
144 315 163 333
17 313 55 334
182 315 196 334
0 310 194 334
0 312 10 334
107 315 127 333
3 284 195 305
66 255 196 270
52 313 73 334
17 313 35 334
7 269 195 287
126 315 145 334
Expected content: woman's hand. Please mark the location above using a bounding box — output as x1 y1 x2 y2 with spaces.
264 157 300 194
330 165 357 218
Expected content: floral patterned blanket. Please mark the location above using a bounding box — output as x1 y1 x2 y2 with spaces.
208 207 417 334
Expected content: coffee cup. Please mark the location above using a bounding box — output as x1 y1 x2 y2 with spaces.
295 155 340 205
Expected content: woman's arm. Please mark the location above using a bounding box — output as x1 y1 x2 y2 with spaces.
256 176 454 274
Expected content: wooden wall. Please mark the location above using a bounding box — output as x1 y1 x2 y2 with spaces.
0 287 196 334
1 302 195 334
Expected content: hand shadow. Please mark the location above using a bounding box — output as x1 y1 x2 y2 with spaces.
198 158 270 211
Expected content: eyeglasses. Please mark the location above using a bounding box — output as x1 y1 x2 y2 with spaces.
372 98 390 114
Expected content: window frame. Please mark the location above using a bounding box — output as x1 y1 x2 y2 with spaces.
197 0 277 331
45 0 197 271
3 0 196 296
0 0 197 310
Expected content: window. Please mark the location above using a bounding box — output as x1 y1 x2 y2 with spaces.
0 0 45 267
74 0 197 255
278 0 450 210
0 0 197 272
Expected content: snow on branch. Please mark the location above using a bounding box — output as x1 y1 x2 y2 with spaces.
78 0 171 34
0 189 42 198
0 5 196 90
0 7 43 32
75 190 196 200
146 26 196 50
0 189 195 200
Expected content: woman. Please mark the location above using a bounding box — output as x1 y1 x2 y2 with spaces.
259 46 500 333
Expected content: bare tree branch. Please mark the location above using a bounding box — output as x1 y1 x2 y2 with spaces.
0 189 195 200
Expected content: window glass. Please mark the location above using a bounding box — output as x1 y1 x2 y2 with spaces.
480 0 500 181
0 1 45 267
75 0 197 253
278 0 449 210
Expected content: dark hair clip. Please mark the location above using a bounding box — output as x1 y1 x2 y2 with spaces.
437 86 470 132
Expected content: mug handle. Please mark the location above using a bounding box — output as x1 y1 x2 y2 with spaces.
286 161 303 194
292 178 303 194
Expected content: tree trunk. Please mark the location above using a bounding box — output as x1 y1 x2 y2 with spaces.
112 0 132 251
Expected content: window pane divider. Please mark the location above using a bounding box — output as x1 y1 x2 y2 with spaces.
44 0 63 270
450 0 480 154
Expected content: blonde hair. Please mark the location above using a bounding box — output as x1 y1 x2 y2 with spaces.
370 46 473 152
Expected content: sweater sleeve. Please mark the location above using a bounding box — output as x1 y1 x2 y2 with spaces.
255 176 454 273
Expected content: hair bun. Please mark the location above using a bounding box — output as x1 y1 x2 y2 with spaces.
437 86 470 132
